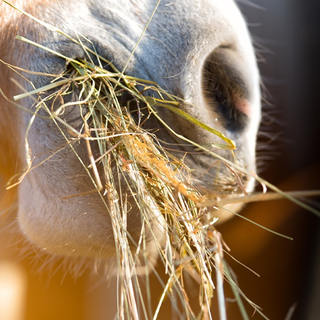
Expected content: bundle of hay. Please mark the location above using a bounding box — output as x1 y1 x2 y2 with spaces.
9 40 247 319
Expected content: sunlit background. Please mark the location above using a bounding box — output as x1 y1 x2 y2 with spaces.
0 1 319 319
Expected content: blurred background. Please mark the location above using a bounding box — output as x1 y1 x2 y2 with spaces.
0 0 320 319
219 0 320 319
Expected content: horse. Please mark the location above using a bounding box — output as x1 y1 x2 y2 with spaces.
0 0 262 318
0 0 261 262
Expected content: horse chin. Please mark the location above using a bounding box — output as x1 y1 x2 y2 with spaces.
17 170 166 265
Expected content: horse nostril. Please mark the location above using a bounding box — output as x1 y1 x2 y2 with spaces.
201 47 252 132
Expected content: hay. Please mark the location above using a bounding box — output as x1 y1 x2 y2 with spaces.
8 38 254 319
17 51 235 320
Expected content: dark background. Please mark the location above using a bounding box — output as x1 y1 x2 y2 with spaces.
218 1 320 319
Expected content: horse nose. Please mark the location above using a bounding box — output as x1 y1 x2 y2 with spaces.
201 47 254 133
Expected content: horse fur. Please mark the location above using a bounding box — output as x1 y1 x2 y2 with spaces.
0 0 260 263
